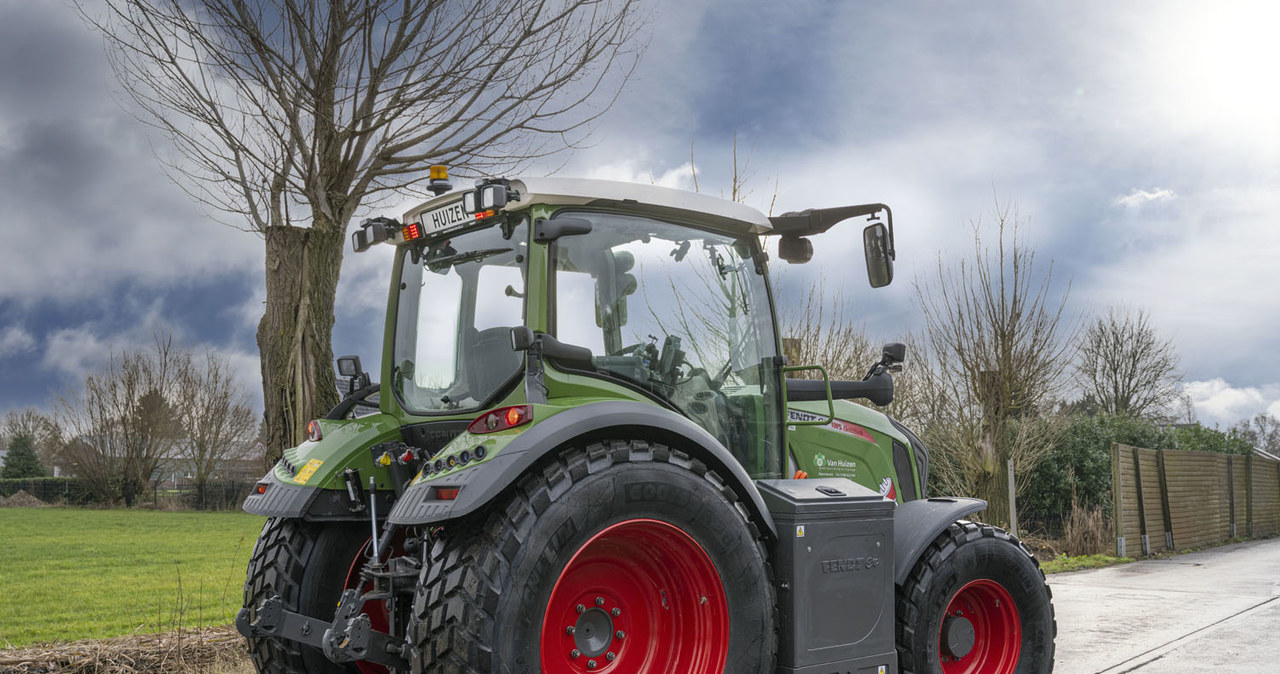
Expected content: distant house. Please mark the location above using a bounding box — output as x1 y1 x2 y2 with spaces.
0 449 7 470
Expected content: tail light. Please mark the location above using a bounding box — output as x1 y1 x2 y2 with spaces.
468 405 533 434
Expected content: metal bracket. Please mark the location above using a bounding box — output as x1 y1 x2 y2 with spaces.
236 592 410 671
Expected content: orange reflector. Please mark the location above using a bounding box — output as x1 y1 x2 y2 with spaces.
429 165 449 180
505 407 523 426
474 209 496 220
793 469 808 480
256 483 268 495
435 487 460 500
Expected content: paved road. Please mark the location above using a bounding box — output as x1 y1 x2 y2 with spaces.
1049 537 1280 673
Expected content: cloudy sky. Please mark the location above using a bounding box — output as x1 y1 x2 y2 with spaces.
1 0 1277 430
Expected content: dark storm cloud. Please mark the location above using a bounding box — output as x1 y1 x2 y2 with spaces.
0 1 263 414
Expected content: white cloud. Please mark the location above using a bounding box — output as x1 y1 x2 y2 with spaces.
1184 378 1280 428
1113 188 1176 209
578 160 697 191
0 325 35 357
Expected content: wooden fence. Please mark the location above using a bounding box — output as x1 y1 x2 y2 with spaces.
1112 443 1280 557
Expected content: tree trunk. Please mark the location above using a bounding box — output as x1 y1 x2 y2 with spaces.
257 220 344 459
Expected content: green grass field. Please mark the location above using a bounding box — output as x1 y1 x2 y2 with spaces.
0 508 267 648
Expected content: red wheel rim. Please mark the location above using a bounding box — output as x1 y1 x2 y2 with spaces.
939 579 1022 674
344 538 392 674
540 519 729 673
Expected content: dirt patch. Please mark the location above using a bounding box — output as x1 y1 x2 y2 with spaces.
1 491 46 508
0 626 249 674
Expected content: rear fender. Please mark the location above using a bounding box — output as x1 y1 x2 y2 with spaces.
893 497 987 586
386 400 778 539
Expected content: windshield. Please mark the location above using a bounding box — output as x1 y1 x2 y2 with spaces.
553 211 783 478
393 220 527 413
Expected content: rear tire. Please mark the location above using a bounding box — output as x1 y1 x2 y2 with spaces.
242 517 368 674
896 521 1056 674
407 439 776 674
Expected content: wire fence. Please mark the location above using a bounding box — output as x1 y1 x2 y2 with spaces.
0 477 258 511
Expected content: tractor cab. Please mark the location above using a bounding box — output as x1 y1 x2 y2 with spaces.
351 172 897 482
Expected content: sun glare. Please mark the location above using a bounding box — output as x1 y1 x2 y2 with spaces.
1151 3 1280 143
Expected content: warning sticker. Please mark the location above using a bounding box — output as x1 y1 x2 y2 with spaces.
796 525 806 538
295 458 324 485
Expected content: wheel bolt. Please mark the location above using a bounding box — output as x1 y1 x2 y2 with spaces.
587 659 597 669
610 607 621 617
595 596 605 607
570 649 581 658
615 630 625 639
576 604 586 614
606 652 616 661
565 626 575 635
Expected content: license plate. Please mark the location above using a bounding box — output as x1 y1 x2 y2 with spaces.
419 199 471 234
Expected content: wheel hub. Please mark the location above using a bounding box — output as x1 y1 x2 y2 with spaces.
941 615 976 658
573 606 616 658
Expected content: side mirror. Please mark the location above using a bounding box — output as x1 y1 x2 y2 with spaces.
337 355 362 377
510 326 536 352
336 355 370 395
863 223 894 288
778 235 814 264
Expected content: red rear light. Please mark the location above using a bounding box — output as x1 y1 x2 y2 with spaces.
468 405 533 434
306 420 322 442
404 222 423 240
434 487 460 500
255 483 268 495
474 209 496 220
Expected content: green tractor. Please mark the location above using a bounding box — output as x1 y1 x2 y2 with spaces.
236 173 1055 674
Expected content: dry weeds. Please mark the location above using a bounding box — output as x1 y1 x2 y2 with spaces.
0 626 250 674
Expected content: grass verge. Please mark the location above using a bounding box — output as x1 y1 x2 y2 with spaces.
1040 553 1134 574
0 507 266 648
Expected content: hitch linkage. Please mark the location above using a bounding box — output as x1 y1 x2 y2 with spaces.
236 591 411 671
235 549 421 672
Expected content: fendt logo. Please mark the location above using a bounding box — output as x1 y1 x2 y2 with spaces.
821 556 881 574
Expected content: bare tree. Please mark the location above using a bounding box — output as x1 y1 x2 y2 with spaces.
175 352 259 507
1232 413 1280 456
1075 306 1182 419
84 0 645 455
914 204 1073 527
57 337 187 506
780 283 876 381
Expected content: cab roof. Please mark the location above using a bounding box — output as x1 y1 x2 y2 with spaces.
403 177 773 236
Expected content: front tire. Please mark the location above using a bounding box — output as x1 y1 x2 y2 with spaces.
896 521 1056 674
242 518 371 674
408 440 776 674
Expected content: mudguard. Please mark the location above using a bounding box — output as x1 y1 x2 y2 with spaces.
386 400 779 538
893 497 987 586
242 472 398 521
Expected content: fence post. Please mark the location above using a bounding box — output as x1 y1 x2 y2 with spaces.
1155 450 1175 551
1132 449 1150 556
1246 455 1254 538
1113 443 1126 558
1227 455 1236 539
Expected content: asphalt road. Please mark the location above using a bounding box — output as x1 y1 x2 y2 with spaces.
1049 537 1280 673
